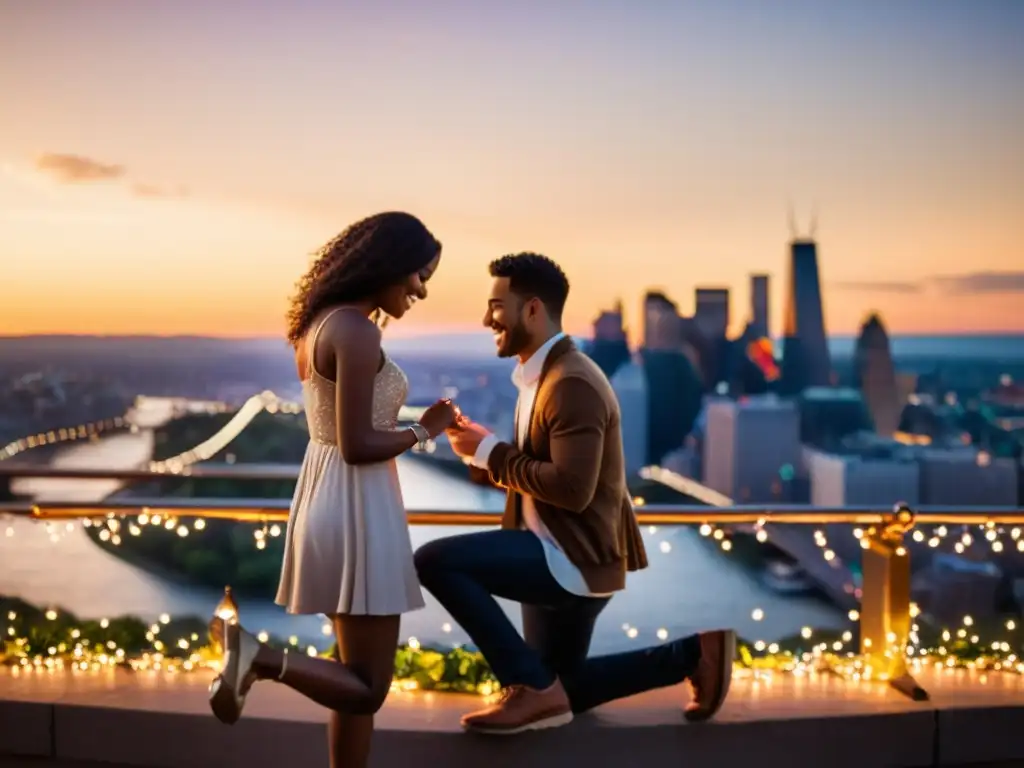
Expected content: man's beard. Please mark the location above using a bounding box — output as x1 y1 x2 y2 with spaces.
495 320 532 358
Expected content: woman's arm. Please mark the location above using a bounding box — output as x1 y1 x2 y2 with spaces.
330 312 419 465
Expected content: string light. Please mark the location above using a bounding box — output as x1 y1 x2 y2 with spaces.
0 416 130 461
2 593 1020 695
3 404 1022 696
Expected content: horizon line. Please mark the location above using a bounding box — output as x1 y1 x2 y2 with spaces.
2 330 1023 342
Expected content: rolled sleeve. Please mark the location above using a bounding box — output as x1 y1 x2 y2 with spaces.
470 433 500 470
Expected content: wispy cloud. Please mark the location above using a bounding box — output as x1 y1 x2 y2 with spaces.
35 153 125 183
929 271 1024 295
835 271 1024 296
833 280 921 294
32 152 187 201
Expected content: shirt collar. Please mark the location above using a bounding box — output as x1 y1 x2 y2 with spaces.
512 332 566 390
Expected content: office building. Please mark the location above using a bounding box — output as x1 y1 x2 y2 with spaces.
642 291 681 350
854 313 901 436
780 238 831 393
750 274 770 339
703 395 800 503
694 288 730 342
805 446 920 507
918 448 1018 506
610 357 649 476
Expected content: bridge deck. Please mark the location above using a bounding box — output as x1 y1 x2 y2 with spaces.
2 666 1022 767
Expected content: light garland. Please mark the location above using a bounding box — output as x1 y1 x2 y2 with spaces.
0 415 130 461
3 404 1022 694
1 594 1019 697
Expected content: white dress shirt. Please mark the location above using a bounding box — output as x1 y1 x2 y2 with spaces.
472 332 609 598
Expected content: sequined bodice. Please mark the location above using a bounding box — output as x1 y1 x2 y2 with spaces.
302 354 409 446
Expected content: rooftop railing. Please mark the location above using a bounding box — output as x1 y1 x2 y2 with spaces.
2 463 1023 704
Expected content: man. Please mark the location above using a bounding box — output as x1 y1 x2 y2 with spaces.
413 253 735 735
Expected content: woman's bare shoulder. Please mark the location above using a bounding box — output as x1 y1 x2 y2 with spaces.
321 308 381 348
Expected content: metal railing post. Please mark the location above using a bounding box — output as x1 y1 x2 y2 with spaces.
859 503 928 701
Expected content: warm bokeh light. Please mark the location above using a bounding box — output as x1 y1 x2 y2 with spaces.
2 2 1022 340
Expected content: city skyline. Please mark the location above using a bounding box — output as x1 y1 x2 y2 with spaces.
2 0 1023 340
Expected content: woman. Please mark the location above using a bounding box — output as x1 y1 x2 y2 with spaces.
208 211 457 768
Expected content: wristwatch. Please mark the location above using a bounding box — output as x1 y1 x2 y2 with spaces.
408 423 430 450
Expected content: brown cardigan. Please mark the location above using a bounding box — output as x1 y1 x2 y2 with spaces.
470 337 648 593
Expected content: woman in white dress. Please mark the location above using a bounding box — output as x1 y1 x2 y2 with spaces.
208 211 458 768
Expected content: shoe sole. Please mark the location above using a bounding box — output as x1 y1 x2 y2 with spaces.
463 710 574 735
684 629 736 723
209 674 242 725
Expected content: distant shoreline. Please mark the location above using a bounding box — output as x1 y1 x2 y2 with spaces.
3 331 1023 341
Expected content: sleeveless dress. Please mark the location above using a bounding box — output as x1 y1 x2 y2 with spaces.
274 308 425 616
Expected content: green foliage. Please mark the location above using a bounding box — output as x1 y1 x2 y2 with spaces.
84 411 307 595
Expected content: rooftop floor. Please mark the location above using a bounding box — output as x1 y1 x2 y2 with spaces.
1 665 1023 767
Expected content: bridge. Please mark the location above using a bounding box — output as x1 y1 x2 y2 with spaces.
1 392 426 468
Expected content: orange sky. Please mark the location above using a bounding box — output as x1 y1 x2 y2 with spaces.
2 2 1022 341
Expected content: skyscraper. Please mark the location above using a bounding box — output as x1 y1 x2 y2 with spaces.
694 288 730 386
703 395 801 503
780 238 831 394
694 288 730 342
750 274 770 339
610 356 649 476
586 300 630 380
854 313 901 436
642 291 681 350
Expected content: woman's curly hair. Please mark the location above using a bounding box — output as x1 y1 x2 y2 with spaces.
286 211 441 346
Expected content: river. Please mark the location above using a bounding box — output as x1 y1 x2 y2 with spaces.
1 419 846 654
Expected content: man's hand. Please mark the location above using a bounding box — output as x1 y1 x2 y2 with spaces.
447 420 491 458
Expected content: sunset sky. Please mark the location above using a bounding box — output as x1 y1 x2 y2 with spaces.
2 0 1022 341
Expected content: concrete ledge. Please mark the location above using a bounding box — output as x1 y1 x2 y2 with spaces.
17 704 939 768
0 700 51 758
2 667 1023 768
937 707 1024 766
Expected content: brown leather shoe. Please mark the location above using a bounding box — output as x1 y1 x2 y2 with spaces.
461 680 573 735
684 629 736 722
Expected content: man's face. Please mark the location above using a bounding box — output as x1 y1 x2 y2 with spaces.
483 277 535 358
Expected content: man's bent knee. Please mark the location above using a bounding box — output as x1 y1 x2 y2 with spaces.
413 538 451 581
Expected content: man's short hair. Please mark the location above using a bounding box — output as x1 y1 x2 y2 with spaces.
488 252 570 320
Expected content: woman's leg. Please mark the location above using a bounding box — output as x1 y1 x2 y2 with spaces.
250 613 399 721
326 614 401 768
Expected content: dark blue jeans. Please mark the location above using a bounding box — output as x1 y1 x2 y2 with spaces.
414 529 702 713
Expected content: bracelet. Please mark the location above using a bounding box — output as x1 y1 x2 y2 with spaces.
408 423 430 447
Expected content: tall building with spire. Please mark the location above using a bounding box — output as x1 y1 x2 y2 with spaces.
780 236 831 394
854 313 901 436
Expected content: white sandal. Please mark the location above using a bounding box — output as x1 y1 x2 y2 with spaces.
209 623 261 724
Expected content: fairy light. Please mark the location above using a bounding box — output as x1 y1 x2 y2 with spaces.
3 408 1023 693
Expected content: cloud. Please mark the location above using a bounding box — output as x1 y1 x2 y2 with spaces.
35 153 125 183
833 280 921 294
31 152 188 201
834 272 1024 296
928 271 1024 295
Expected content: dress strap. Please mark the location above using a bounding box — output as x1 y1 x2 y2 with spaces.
306 306 350 379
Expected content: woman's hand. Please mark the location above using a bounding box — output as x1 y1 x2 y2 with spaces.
418 399 458 438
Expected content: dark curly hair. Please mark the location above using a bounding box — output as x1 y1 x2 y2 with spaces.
488 252 570 320
286 212 441 346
